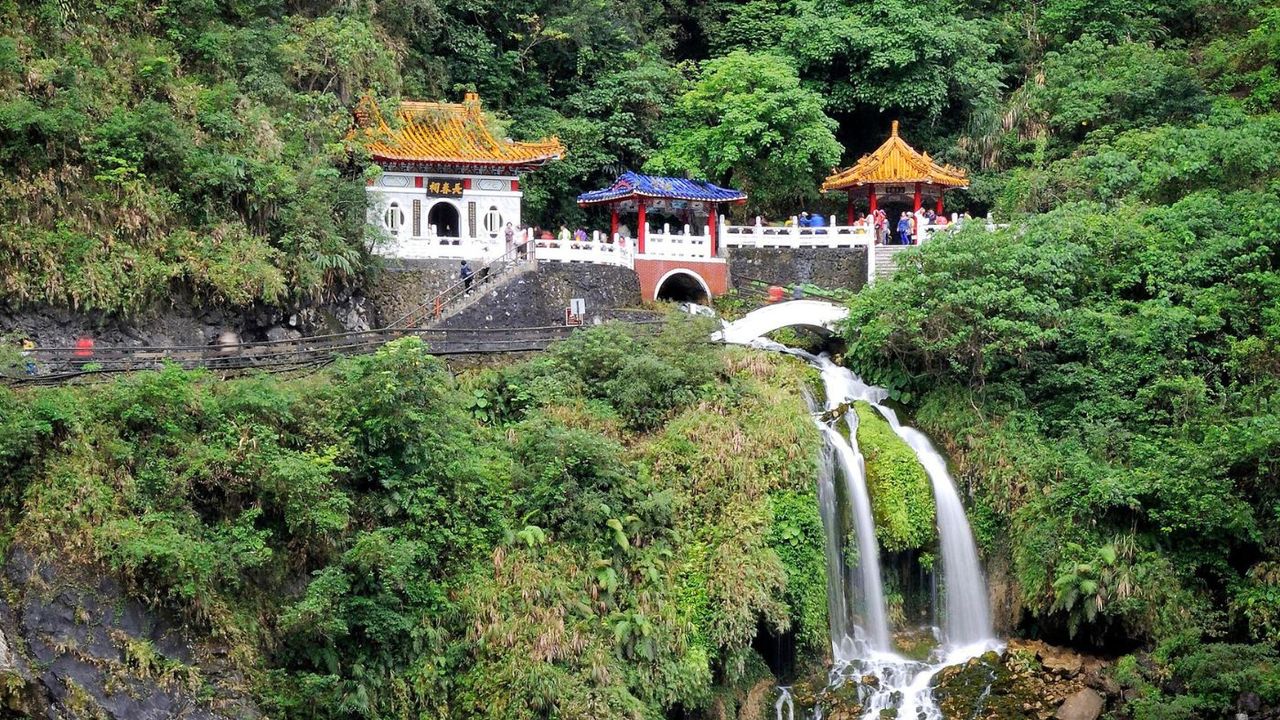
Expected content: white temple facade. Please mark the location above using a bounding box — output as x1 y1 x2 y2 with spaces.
357 93 563 260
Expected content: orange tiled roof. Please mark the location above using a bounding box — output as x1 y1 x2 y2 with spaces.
357 93 564 168
822 121 967 191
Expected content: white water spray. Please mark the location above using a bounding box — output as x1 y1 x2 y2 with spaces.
774 686 795 720
871 405 993 646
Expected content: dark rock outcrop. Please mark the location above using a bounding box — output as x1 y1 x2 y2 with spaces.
0 546 259 719
0 290 373 351
931 640 1114 720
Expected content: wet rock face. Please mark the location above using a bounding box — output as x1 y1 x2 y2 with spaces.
931 641 1113 720
0 546 259 720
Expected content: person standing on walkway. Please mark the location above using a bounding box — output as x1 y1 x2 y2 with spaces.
504 222 517 255
460 260 474 294
897 213 912 245
20 337 36 375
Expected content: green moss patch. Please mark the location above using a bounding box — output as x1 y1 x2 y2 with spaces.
853 402 936 553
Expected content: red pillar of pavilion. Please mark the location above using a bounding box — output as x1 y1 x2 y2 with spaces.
637 199 647 255
708 203 719 256
913 183 922 212
846 190 855 225
868 184 878 213
610 205 619 240
936 195 944 215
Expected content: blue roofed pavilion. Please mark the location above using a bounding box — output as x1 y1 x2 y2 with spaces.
576 171 747 255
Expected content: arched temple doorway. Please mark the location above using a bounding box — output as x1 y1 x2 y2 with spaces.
655 269 711 304
428 202 460 238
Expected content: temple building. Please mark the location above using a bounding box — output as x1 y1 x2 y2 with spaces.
358 93 564 259
822 121 968 223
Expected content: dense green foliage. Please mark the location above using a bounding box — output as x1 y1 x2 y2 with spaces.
0 1 382 314
0 319 826 719
841 99 1280 720
644 51 842 217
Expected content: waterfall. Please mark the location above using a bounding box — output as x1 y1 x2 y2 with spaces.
815 440 856 651
808 354 994 650
775 687 795 720
742 336 998 717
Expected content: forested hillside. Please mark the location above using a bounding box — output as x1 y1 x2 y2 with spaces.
4 0 1280 717
5 0 1276 316
0 319 832 718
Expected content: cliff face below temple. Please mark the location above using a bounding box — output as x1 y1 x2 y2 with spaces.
0 546 259 720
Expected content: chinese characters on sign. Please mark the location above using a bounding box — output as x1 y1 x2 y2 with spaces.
425 178 464 197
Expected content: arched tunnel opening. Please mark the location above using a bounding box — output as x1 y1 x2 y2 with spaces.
655 272 710 304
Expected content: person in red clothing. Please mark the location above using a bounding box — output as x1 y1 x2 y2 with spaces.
767 285 785 303
73 335 94 368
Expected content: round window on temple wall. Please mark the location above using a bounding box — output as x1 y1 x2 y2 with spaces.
482 206 503 237
384 203 405 235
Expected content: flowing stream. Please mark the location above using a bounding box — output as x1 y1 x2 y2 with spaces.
746 338 998 719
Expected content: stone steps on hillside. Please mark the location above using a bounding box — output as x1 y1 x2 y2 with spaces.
431 260 529 325
873 244 915 279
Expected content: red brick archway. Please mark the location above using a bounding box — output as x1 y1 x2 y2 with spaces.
634 258 728 302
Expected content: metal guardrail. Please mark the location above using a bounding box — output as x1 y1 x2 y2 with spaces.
5 321 668 386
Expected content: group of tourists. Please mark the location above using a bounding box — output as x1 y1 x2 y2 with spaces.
854 208 971 245
796 212 827 229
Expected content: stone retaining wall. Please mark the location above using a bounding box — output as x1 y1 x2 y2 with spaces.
366 258 465 327
727 247 869 292
440 263 642 329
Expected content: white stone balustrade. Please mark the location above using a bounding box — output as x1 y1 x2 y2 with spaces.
641 223 714 259
722 216 875 249
534 231 635 268
378 227 507 261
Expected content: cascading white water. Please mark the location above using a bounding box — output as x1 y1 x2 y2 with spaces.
818 383 891 654
815 440 857 651
810 356 994 650
775 686 795 720
743 335 998 718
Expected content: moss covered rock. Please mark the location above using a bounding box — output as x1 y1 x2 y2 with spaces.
931 641 1109 720
854 402 936 553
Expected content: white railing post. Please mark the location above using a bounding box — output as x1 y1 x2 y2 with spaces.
867 238 876 286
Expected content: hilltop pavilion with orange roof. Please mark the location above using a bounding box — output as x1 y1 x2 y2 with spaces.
823 121 968 223
357 93 563 257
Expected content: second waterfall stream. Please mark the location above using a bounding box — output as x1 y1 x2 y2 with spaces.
761 340 999 719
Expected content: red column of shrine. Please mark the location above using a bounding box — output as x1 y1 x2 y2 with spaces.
936 195 944 215
610 206 619 240
913 183 922 212
868 184 878 213
637 199 647 255
708 203 719 257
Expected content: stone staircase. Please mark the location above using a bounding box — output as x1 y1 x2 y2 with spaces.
873 244 915 280
390 246 531 328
